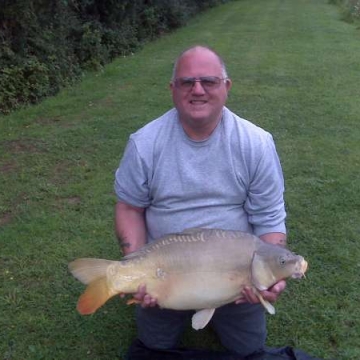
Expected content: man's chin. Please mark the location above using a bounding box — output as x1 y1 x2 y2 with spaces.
187 109 211 122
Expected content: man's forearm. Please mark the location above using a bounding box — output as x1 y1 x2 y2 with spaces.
259 232 287 247
115 201 147 256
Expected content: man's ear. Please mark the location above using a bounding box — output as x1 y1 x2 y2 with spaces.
225 78 232 91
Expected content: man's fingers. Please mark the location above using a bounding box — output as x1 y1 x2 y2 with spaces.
262 280 287 302
119 284 158 308
269 280 286 294
133 284 147 300
241 286 259 304
141 294 157 308
261 290 278 303
239 281 287 305
143 294 152 305
235 297 247 305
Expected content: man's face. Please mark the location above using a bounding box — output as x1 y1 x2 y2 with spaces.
170 48 232 131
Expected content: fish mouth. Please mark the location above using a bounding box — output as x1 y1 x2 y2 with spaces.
291 259 308 279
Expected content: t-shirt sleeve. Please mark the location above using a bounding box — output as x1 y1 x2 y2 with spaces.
244 133 286 236
114 139 151 208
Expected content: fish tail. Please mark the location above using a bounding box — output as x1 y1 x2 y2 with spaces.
69 258 116 315
68 258 115 284
77 277 113 315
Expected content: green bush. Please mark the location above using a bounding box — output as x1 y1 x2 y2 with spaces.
329 0 360 22
0 58 50 112
0 0 233 114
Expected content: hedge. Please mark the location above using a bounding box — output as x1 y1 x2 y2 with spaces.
328 0 360 23
0 0 233 114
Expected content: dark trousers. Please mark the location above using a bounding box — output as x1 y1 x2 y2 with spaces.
135 302 266 358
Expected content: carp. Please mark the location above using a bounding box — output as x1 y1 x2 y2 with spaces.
69 228 307 330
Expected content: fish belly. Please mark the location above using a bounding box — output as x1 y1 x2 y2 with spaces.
146 270 249 310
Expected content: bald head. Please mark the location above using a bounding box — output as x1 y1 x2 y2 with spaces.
171 46 228 81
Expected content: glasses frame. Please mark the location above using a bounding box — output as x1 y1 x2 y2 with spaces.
173 76 228 91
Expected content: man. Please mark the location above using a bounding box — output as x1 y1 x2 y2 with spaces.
114 45 287 358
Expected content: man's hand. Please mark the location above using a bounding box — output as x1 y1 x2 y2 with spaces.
121 284 158 308
235 280 286 305
133 284 158 308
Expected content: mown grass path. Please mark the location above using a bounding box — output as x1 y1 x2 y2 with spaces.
1 0 359 359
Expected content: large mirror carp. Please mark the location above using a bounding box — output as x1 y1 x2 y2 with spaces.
69 228 307 330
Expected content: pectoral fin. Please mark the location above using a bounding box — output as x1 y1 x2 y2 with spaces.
126 298 141 305
191 308 216 330
254 290 275 315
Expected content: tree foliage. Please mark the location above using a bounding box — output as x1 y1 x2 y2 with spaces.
0 0 232 114
329 0 360 23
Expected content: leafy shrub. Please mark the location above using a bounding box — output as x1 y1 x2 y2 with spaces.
329 0 360 22
344 0 360 21
156 0 196 30
0 0 234 114
0 58 50 113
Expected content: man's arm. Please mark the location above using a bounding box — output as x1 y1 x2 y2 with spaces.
259 232 287 247
115 201 157 307
115 201 146 256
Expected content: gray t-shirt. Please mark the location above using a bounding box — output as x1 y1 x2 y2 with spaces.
115 107 286 242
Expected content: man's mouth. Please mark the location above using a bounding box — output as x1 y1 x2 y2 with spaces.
190 100 207 105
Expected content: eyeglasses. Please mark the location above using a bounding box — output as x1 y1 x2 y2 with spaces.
173 76 228 91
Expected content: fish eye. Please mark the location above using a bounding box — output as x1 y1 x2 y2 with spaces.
279 256 286 267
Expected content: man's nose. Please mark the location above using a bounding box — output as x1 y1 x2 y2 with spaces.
191 80 206 94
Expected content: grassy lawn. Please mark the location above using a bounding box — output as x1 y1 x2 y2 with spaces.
1 0 359 359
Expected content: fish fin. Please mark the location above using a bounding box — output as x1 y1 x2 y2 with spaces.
122 251 142 260
251 252 276 290
123 228 206 260
77 277 113 315
126 298 141 305
69 258 114 284
181 227 204 234
191 308 216 330
254 290 276 315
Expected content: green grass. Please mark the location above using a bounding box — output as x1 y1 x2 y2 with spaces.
1 0 360 359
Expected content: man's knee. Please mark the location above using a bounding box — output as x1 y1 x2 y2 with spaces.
136 306 191 349
211 303 266 357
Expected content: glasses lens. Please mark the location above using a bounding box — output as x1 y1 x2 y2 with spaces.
176 78 195 89
200 77 221 89
175 77 224 90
